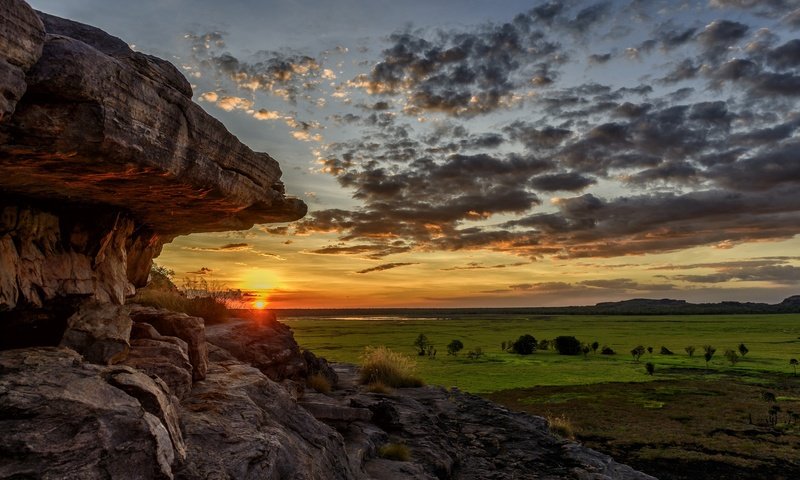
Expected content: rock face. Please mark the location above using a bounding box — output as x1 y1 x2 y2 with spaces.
0 347 184 479
0 0 305 326
59 302 132 365
205 315 308 382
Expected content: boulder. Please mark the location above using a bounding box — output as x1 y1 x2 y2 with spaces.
0 0 45 121
0 347 183 479
177 359 355 480
121 338 193 399
128 305 208 381
59 301 132 365
304 349 339 387
205 316 307 382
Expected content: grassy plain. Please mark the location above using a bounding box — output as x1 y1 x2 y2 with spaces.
282 313 800 393
282 313 800 479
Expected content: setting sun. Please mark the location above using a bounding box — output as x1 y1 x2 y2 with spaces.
253 300 267 309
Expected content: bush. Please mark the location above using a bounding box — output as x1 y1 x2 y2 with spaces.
685 345 696 357
601 346 616 355
547 414 575 439
359 346 424 388
447 339 464 356
645 362 655 375
413 334 429 356
724 349 739 366
366 381 392 394
554 336 581 355
591 341 600 353
660 346 674 355
738 343 749 357
537 338 550 350
378 443 411 461
308 373 331 394
512 334 537 355
631 345 646 362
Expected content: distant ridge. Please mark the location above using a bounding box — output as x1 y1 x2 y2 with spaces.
271 296 800 317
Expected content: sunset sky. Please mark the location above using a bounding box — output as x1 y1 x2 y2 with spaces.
30 0 800 308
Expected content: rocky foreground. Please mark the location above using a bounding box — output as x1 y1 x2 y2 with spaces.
1 309 656 480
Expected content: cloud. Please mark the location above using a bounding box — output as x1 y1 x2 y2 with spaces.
356 262 417 274
578 278 675 290
441 262 528 271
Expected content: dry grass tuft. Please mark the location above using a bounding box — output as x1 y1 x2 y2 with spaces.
359 346 424 388
307 373 332 394
378 442 411 461
366 381 393 394
547 414 576 440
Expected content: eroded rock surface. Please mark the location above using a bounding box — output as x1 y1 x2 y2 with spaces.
205 315 308 381
60 301 132 365
0 0 44 121
0 347 184 479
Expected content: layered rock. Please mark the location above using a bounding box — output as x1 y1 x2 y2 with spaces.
0 0 305 321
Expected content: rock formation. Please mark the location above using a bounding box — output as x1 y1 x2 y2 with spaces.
0 0 305 319
0 2 657 479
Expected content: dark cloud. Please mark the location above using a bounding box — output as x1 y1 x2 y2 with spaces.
441 262 528 271
356 262 417 274
588 53 612 64
579 278 676 290
508 282 575 291
530 172 596 191
675 264 800 284
696 20 749 61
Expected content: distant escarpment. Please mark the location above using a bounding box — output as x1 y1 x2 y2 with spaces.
0 1 654 479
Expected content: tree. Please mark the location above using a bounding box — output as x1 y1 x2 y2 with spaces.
601 346 616 355
660 346 673 355
791 358 798 376
591 341 600 354
703 345 716 367
538 339 550 351
631 345 645 362
738 343 749 357
645 362 655 376
581 344 591 358
685 345 696 357
554 336 582 355
500 341 507 351
413 334 429 356
724 349 739 366
512 334 537 355
647 346 653 355
447 339 464 356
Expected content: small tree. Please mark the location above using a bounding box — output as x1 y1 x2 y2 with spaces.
724 349 739 366
581 344 591 358
790 358 798 376
512 334 537 355
631 345 646 362
554 336 582 355
538 338 550 351
645 362 655 376
647 346 653 355
500 341 507 351
591 341 600 354
447 339 464 356
703 345 716 367
660 346 674 355
685 345 696 357
601 346 616 355
738 343 749 357
414 334 429 356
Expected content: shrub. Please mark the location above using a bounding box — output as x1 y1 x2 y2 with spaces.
590 341 599 353
647 346 653 354
660 346 673 355
645 362 655 376
512 334 537 355
581 344 591 358
467 347 484 359
366 381 392 394
738 343 749 357
547 414 575 440
378 443 411 461
554 336 582 355
703 345 716 367
791 358 798 376
685 345 696 357
538 339 550 350
359 346 424 388
631 345 645 362
724 349 739 366
447 339 464 356
307 373 331 394
413 334 429 356
601 346 616 355
183 296 230 325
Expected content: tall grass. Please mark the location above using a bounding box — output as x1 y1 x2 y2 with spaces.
359 346 424 388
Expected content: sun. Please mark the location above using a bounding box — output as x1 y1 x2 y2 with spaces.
253 300 267 310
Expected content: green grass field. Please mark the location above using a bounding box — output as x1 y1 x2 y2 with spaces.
283 313 800 479
283 313 800 393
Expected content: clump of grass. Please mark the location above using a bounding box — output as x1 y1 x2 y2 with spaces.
307 373 332 394
547 414 575 440
359 346 424 388
378 442 411 461
366 381 392 394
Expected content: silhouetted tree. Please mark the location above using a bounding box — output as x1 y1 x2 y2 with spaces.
538 339 550 350
414 334 429 356
685 345 696 357
645 362 655 376
512 334 537 355
647 346 653 355
447 340 464 356
554 336 582 355
791 358 798 376
591 341 600 354
703 345 716 367
601 346 616 355
724 349 739 366
660 346 673 355
738 343 749 357
581 344 591 358
631 345 645 362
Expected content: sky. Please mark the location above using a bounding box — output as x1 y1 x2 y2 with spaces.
29 0 800 308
